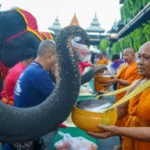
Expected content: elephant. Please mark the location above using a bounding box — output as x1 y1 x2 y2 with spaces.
0 25 85 142
0 8 106 142
0 24 107 143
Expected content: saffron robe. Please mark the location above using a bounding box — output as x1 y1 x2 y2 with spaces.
116 62 142 126
94 58 108 92
123 88 150 150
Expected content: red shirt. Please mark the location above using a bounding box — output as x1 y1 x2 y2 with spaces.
0 62 26 102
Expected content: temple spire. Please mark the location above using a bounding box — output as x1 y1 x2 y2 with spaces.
70 13 80 26
86 13 105 33
48 16 62 34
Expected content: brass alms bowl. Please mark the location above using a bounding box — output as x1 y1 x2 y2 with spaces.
72 99 117 132
95 75 113 84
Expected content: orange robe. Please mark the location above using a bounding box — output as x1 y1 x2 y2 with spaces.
94 58 108 92
116 62 142 126
96 57 108 65
123 88 150 150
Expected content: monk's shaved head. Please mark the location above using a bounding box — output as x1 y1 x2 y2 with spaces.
123 48 135 64
124 48 135 56
137 42 150 78
37 40 56 56
139 41 150 52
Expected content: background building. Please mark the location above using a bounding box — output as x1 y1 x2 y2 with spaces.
48 13 106 46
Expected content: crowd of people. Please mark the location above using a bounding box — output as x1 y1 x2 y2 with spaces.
0 7 150 150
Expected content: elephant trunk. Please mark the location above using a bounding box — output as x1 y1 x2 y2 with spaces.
0 26 89 142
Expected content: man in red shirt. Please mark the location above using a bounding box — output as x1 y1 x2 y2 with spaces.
0 50 36 106
0 50 36 150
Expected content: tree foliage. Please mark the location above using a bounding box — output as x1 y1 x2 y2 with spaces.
111 21 150 53
121 0 150 24
100 38 110 51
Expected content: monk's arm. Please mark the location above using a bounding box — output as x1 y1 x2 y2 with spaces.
114 127 150 142
107 78 129 86
117 101 128 119
117 78 129 85
91 125 150 141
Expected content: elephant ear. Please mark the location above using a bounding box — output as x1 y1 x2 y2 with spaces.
0 8 43 68
0 32 41 67
0 8 26 41
0 7 41 41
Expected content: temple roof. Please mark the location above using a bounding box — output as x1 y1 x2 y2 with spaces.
48 16 62 32
86 13 105 33
108 20 124 34
70 13 80 26
117 3 150 38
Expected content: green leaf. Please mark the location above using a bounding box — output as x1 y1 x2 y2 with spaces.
100 39 111 51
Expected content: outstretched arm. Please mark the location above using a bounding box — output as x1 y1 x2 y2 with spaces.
81 64 106 85
88 125 150 142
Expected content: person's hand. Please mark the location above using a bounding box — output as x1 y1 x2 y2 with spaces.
87 125 118 139
51 64 59 78
103 78 119 86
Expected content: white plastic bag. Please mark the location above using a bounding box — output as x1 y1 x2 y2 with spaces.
55 131 98 150
71 37 91 62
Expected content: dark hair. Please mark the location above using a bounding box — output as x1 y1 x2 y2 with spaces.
23 49 37 60
112 54 120 61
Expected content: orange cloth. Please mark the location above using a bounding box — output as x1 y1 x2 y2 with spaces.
123 88 150 150
96 57 108 65
94 57 108 92
116 62 142 126
116 62 142 102
1 97 14 106
94 76 110 92
115 63 128 78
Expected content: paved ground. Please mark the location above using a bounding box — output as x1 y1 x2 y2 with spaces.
98 136 120 150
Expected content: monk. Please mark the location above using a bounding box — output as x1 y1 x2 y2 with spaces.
94 52 108 93
87 42 150 150
95 52 108 65
105 48 142 150
107 48 142 104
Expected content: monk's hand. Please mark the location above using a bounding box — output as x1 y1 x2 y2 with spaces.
104 78 119 86
86 125 118 139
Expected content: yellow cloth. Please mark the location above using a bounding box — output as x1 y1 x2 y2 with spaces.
96 57 108 65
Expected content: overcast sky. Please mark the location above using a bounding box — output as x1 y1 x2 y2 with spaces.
0 0 121 32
